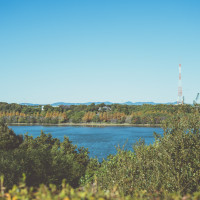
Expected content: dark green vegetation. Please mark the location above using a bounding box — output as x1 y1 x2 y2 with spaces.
0 106 200 199
0 121 91 189
0 102 194 125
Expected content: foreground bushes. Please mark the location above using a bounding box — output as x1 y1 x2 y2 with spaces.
0 121 90 189
0 177 200 200
90 109 200 195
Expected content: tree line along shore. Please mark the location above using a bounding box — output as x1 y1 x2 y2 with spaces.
0 102 194 125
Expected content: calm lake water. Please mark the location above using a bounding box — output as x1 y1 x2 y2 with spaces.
9 126 163 161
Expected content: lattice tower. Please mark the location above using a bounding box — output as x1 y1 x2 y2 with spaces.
177 64 183 104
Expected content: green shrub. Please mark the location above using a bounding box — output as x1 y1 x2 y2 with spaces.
93 108 200 195
0 122 90 189
0 120 23 150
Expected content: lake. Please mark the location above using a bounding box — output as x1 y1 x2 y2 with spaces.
9 126 163 161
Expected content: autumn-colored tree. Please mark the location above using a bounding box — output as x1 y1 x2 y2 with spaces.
82 112 95 122
102 112 108 122
45 112 51 118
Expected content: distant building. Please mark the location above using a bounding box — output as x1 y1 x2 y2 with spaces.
98 106 111 111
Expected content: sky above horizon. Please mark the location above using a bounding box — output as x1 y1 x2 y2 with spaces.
0 0 200 104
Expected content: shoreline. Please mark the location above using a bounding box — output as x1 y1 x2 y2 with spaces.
8 122 162 127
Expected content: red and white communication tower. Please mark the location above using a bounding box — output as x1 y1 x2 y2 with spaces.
177 64 183 104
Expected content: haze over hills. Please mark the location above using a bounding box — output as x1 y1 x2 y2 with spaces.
19 101 177 106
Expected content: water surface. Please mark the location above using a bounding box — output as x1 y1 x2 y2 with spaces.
9 126 163 161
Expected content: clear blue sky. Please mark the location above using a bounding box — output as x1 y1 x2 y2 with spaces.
0 0 199 104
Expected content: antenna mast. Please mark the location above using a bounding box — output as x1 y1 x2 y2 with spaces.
177 64 183 104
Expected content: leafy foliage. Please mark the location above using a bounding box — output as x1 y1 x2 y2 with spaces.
0 102 193 125
0 121 90 189
0 176 200 200
92 107 200 195
0 120 23 150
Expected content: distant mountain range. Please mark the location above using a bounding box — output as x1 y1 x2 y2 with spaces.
20 103 41 106
20 101 177 106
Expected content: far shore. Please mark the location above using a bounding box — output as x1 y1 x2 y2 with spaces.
8 122 162 127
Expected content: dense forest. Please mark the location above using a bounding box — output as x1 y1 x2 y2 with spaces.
0 102 194 125
0 106 200 199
